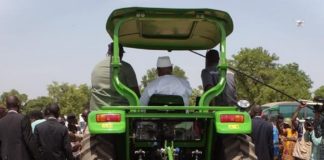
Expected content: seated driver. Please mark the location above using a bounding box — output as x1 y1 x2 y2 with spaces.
140 56 192 106
90 43 140 110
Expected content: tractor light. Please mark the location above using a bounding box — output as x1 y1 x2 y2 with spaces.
220 114 244 123
96 114 121 122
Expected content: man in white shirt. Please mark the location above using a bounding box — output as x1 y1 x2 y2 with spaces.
140 56 192 106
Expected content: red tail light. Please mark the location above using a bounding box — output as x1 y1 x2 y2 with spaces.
220 114 244 123
96 114 121 122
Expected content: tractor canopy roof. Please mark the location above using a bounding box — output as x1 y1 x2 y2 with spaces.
106 7 233 50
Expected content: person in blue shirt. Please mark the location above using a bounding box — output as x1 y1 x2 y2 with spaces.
270 115 280 160
29 110 46 133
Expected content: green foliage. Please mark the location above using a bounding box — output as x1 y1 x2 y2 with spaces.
0 84 90 115
190 85 203 106
231 47 312 105
173 66 187 79
0 89 28 106
47 82 90 115
141 68 158 88
261 63 312 101
231 47 279 105
314 86 324 98
24 96 53 113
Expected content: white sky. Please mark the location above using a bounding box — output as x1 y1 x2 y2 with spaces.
0 0 323 99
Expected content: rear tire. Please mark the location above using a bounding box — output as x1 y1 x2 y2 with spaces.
222 134 257 160
80 128 116 160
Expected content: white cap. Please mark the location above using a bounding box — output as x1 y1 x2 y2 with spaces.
157 56 172 68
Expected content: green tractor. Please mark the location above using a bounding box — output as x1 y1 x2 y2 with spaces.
87 7 256 160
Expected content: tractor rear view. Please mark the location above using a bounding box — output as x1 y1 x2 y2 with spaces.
87 7 256 160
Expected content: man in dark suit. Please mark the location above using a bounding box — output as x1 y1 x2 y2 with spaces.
0 95 40 160
34 103 73 160
250 105 274 160
0 105 6 119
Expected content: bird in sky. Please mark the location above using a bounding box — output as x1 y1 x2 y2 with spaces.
296 20 304 27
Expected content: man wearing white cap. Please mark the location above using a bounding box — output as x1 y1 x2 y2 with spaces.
140 56 192 106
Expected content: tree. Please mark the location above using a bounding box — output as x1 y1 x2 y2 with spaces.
314 86 324 98
141 68 158 88
231 47 279 105
24 96 53 113
260 63 312 102
231 47 312 105
190 85 203 106
47 82 90 115
140 65 187 88
0 89 28 106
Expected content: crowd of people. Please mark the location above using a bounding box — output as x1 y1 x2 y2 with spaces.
1 42 323 160
250 102 324 160
0 96 89 160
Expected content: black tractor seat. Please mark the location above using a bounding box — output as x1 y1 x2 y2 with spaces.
147 94 185 113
